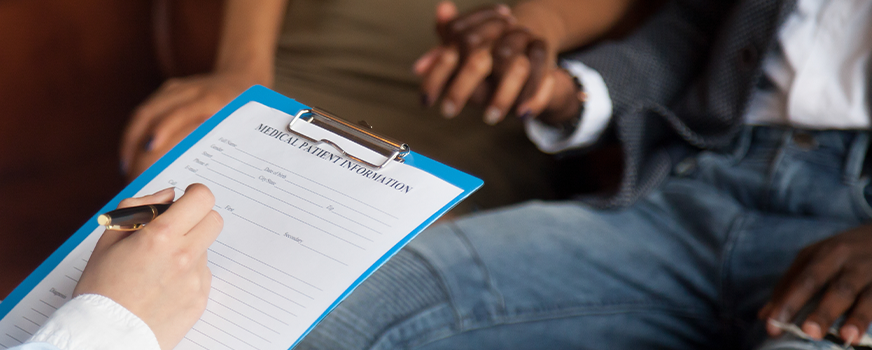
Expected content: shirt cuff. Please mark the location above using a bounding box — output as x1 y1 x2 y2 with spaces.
525 60 613 153
26 294 160 350
9 342 62 350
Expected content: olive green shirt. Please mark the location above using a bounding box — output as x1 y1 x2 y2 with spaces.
274 0 557 212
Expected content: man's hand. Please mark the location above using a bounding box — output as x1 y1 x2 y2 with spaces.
414 1 582 125
121 73 258 180
74 184 223 350
760 225 872 344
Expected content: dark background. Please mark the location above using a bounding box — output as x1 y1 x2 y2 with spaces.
0 0 222 297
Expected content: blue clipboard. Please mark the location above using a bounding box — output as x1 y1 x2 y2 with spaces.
0 85 483 348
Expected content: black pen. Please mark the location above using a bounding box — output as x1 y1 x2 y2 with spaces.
97 203 172 231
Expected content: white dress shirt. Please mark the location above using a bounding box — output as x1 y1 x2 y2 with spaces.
528 0 872 153
11 295 160 350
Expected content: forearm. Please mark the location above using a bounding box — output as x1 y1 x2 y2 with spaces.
512 0 636 54
214 0 289 86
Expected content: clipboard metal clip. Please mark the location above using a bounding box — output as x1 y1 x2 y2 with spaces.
288 108 410 170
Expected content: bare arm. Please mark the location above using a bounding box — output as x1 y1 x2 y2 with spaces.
514 0 637 53
121 0 289 180
214 0 289 86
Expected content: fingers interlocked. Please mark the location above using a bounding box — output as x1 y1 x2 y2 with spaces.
417 2 554 125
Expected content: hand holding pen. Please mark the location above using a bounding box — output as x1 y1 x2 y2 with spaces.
98 203 172 231
76 184 223 350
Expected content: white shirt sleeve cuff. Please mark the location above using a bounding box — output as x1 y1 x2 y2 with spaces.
525 60 614 153
26 294 160 350
8 342 62 350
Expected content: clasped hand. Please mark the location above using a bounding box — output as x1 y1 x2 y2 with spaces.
414 1 582 126
761 225 872 344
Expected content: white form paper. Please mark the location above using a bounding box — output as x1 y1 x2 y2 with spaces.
0 101 463 349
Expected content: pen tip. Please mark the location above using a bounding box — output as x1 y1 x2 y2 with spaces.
97 215 110 226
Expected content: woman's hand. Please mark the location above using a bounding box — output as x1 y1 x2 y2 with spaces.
74 184 223 350
120 73 260 180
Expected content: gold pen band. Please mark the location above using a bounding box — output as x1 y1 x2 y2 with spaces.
97 203 172 231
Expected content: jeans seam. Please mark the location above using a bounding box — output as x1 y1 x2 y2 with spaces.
364 248 463 350
499 299 713 319
402 246 461 329
408 305 719 350
718 212 752 322
729 126 755 164
369 304 458 350
849 176 872 221
841 132 869 184
447 222 507 328
762 132 792 211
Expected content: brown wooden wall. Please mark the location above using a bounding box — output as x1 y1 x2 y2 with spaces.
0 0 163 296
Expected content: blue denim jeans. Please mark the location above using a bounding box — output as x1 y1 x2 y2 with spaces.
296 127 872 350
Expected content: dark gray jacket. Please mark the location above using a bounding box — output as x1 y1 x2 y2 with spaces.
567 0 795 208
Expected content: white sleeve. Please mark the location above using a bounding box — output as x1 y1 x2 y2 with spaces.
525 60 614 154
7 342 61 350
24 294 160 350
